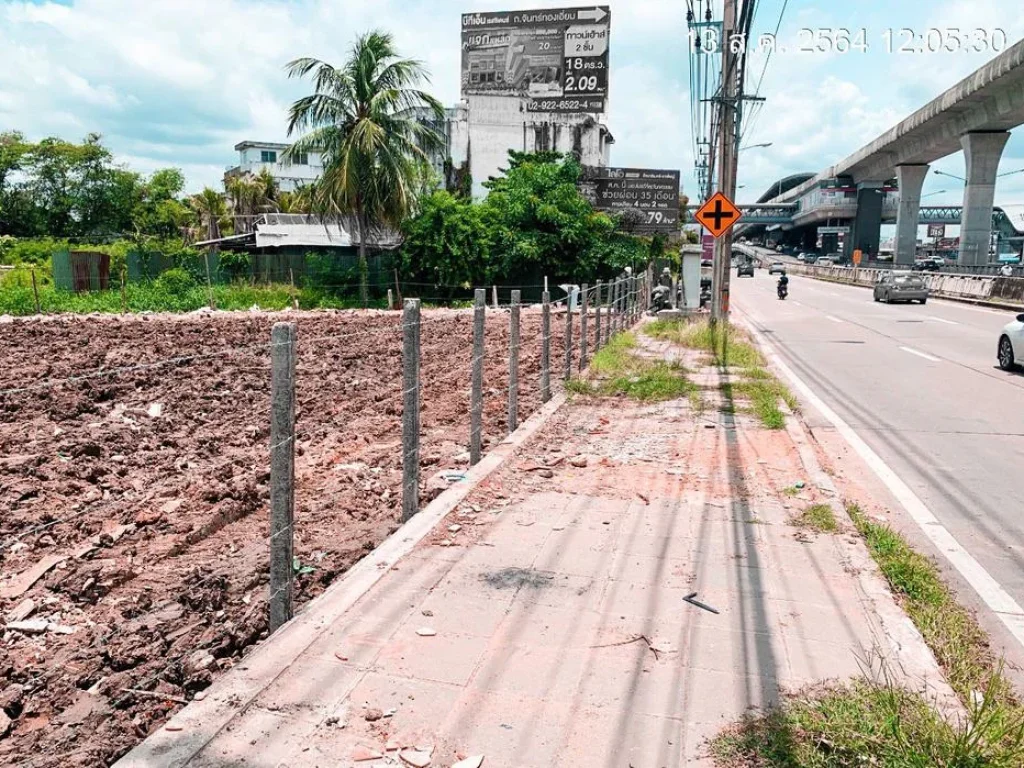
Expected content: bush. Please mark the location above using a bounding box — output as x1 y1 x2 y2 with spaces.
153 268 197 295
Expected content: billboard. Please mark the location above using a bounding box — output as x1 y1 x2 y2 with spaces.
927 223 946 239
579 166 681 234
461 7 610 113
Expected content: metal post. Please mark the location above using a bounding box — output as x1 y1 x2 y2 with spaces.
580 282 589 370
470 289 485 465
564 291 573 381
541 291 551 402
594 279 603 351
269 322 297 633
508 290 520 434
402 299 421 522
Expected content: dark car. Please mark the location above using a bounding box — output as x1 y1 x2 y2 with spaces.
737 262 755 278
912 258 944 272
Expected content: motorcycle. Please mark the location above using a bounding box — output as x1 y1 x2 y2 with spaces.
777 282 788 300
650 284 672 313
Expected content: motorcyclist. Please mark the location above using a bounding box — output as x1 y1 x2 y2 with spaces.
1000 263 1014 277
777 269 789 298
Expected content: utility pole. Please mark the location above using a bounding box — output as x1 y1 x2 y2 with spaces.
711 0 739 323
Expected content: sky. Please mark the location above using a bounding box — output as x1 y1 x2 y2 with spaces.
1 0 1022 229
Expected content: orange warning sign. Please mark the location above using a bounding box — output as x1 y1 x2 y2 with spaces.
694 192 743 239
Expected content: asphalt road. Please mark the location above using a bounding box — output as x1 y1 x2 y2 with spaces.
731 267 1024 652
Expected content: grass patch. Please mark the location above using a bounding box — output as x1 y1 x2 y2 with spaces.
847 504 1016 709
647 318 796 429
792 503 839 534
781 486 801 498
714 676 1024 767
569 331 695 403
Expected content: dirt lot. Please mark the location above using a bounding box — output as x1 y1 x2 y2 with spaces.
0 306 574 767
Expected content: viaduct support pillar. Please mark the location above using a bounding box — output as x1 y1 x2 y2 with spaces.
895 164 929 266
960 131 1010 266
850 181 883 260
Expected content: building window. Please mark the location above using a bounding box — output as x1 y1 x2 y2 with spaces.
294 152 308 165
261 150 277 163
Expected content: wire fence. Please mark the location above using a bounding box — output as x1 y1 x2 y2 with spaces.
0 267 654 767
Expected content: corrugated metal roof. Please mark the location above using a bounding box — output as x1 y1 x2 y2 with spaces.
254 215 401 249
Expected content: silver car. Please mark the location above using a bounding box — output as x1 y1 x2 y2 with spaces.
873 272 928 304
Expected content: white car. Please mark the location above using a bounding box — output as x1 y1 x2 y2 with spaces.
998 314 1024 371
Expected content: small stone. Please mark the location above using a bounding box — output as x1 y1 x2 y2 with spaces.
352 745 384 761
6 618 48 635
193 691 208 702
416 627 437 637
569 455 588 468
448 524 462 533
364 708 384 722
538 469 554 479
47 623 77 635
147 403 163 418
421 610 434 617
6 598 36 623
399 749 432 767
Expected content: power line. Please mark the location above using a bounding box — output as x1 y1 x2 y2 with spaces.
741 0 790 147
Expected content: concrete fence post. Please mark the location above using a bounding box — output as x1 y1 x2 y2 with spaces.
508 290 520 434
402 299 421 522
470 288 485 466
387 288 394 310
269 321 297 633
612 279 620 334
579 282 589 371
492 285 498 309
541 290 551 402
594 279 603 351
606 280 614 339
564 291 573 381
671 276 678 310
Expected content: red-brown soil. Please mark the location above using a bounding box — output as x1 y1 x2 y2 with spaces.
0 306 576 767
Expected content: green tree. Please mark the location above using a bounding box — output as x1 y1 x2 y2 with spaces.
400 190 494 292
482 151 616 281
132 168 193 238
226 172 274 234
283 30 444 304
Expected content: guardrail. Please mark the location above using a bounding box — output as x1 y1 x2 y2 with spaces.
732 244 1024 309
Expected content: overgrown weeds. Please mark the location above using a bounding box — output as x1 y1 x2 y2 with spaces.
645 318 796 429
715 506 1024 766
568 331 696 402
792 504 838 534
847 504 1016 710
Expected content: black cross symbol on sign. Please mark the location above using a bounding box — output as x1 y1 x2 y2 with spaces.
702 199 735 230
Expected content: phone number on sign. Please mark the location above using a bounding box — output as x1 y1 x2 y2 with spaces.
690 28 1009 55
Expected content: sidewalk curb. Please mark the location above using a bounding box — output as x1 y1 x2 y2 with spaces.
115 392 569 768
736 316 963 715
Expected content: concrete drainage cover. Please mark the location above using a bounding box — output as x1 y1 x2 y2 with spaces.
481 568 554 590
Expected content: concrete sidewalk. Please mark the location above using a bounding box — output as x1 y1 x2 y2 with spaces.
119 337 952 768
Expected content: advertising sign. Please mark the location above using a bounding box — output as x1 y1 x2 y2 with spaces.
461 7 611 113
817 226 851 235
927 223 946 239
702 234 714 261
579 166 680 234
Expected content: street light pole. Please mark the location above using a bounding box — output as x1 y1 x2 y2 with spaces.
711 0 738 324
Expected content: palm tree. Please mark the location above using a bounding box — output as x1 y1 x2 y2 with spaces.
283 31 444 304
226 173 274 234
190 187 227 242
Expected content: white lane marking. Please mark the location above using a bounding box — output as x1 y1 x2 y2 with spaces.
755 329 1024 650
791 301 804 307
900 346 941 362
825 315 843 323
927 316 959 326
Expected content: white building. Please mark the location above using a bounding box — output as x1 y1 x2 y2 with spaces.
224 141 323 193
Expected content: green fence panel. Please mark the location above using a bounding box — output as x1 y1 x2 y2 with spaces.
51 250 72 291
